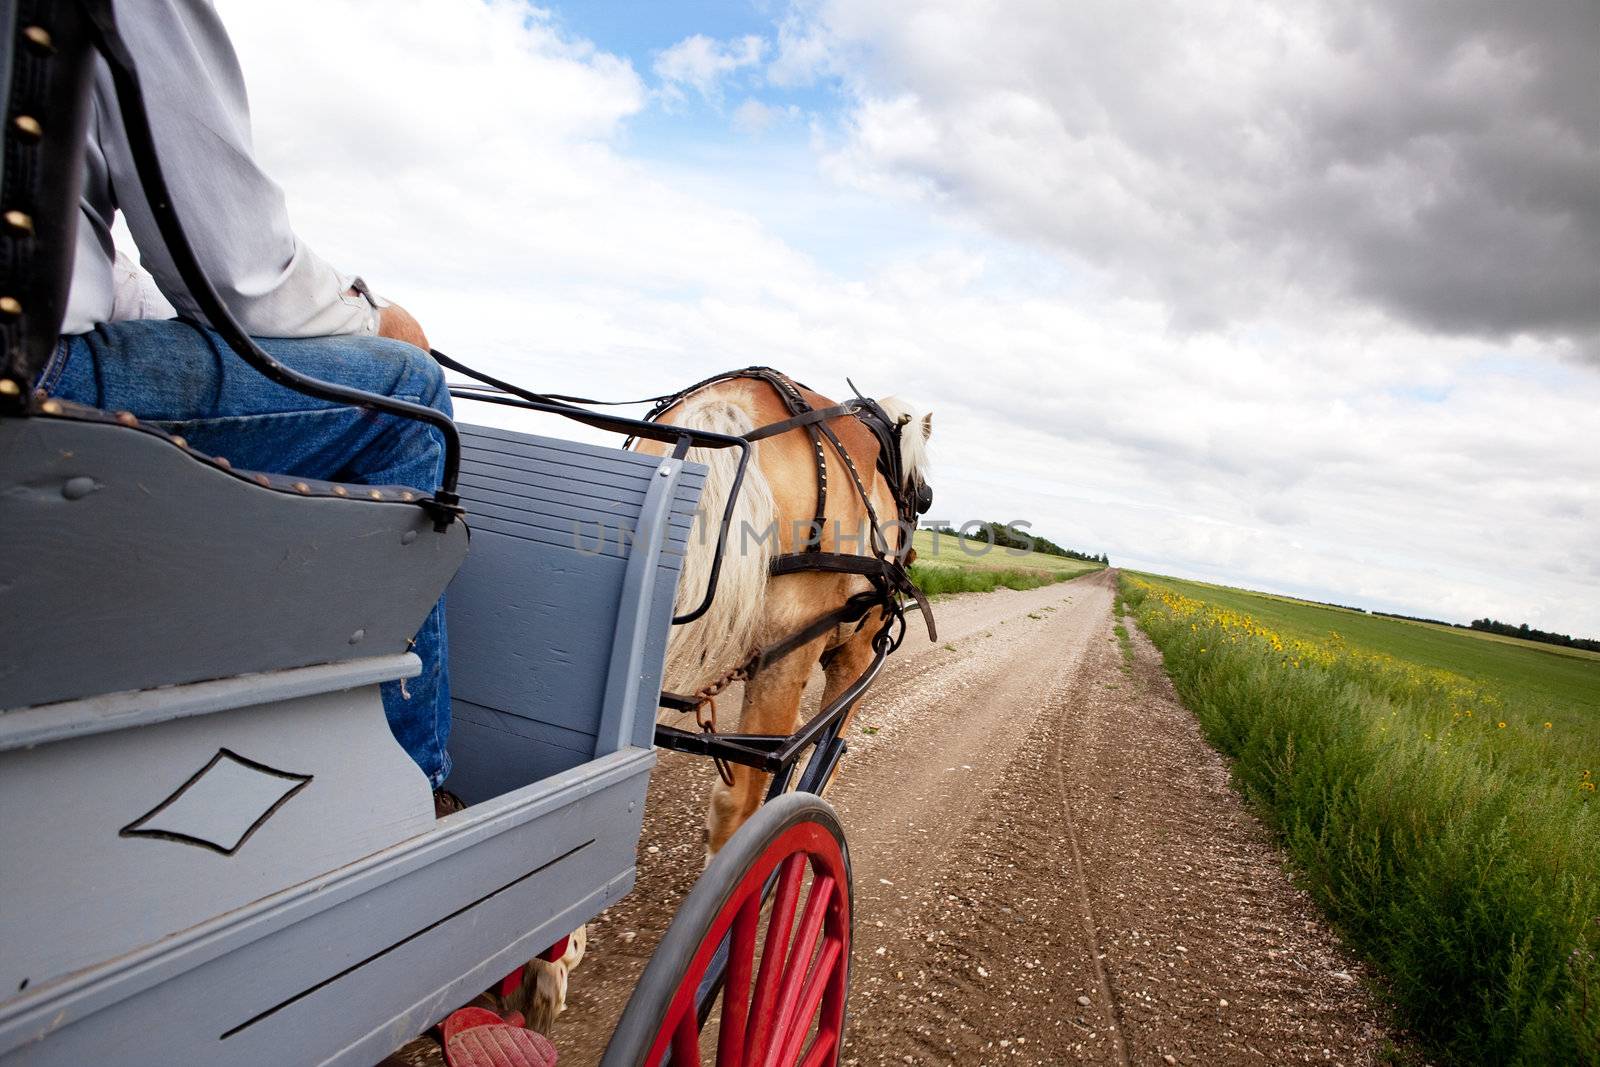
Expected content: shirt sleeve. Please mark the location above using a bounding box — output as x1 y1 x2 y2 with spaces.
94 0 378 338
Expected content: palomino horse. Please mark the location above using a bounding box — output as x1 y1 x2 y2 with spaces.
519 369 932 1032
644 370 933 853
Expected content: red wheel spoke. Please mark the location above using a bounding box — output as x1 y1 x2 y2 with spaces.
670 1009 701 1066
798 1038 837 1067
716 894 761 1067
764 873 836 1061
813 936 847 1064
772 935 842 1067
745 854 806 1059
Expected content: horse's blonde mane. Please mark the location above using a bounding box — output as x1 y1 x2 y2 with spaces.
876 396 931 486
657 393 777 695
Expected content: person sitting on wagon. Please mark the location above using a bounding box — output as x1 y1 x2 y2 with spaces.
42 0 455 798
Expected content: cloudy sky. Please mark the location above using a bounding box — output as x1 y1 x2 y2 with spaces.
211 0 1599 635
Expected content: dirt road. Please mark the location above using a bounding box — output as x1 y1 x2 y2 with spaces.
558 569 1397 1064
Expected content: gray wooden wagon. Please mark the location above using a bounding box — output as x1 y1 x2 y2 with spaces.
0 3 878 1064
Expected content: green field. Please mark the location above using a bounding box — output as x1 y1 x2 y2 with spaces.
909 529 1104 595
1399 616 1600 663
1136 574 1600 720
1121 572 1600 1065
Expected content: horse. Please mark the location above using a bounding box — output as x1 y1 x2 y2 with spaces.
518 368 933 1033
642 369 933 854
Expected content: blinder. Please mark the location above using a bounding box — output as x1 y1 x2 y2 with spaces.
882 410 932 518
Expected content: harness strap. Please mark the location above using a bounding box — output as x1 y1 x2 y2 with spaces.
813 417 892 557
757 370 831 552
750 590 883 675
742 401 864 442
770 552 894 578
450 382 676 408
647 366 936 720
769 552 937 643
659 590 882 711
639 369 891 556
900 572 938 643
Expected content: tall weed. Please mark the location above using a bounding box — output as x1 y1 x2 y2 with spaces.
1123 576 1600 1065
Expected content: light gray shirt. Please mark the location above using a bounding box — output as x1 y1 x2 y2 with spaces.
64 0 378 338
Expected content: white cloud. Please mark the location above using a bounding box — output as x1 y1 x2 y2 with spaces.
653 33 766 103
731 98 800 135
230 0 644 162
768 7 837 87
200 0 1600 637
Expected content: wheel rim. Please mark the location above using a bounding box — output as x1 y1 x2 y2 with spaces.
645 820 850 1067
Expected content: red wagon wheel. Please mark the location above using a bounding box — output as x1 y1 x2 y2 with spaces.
602 793 852 1067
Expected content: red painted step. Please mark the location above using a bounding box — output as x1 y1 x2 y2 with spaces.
441 1008 558 1067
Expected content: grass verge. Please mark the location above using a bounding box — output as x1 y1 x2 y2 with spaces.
907 563 1082 596
1121 573 1600 1065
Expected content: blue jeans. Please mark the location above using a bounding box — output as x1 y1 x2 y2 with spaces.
42 319 454 787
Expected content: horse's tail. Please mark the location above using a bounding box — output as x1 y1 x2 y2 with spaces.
662 392 777 695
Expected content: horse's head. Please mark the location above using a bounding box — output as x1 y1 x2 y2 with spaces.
877 397 934 517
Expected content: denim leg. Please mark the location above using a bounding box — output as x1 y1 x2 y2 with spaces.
395 600 451 785
44 319 455 786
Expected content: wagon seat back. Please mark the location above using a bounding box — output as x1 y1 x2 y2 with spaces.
445 422 706 802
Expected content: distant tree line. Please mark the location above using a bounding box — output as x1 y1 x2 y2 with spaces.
1469 618 1600 653
1372 611 1455 626
925 522 1109 565
1300 597 1370 614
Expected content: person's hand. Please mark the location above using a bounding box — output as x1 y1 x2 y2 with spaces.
377 301 430 351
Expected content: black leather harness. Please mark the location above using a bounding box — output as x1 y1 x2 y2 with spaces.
652 367 935 717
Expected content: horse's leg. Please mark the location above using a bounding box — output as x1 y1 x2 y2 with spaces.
816 611 885 793
706 635 828 857
515 925 587 1035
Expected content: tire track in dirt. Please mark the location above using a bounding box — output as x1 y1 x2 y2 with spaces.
1047 672 1132 1067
